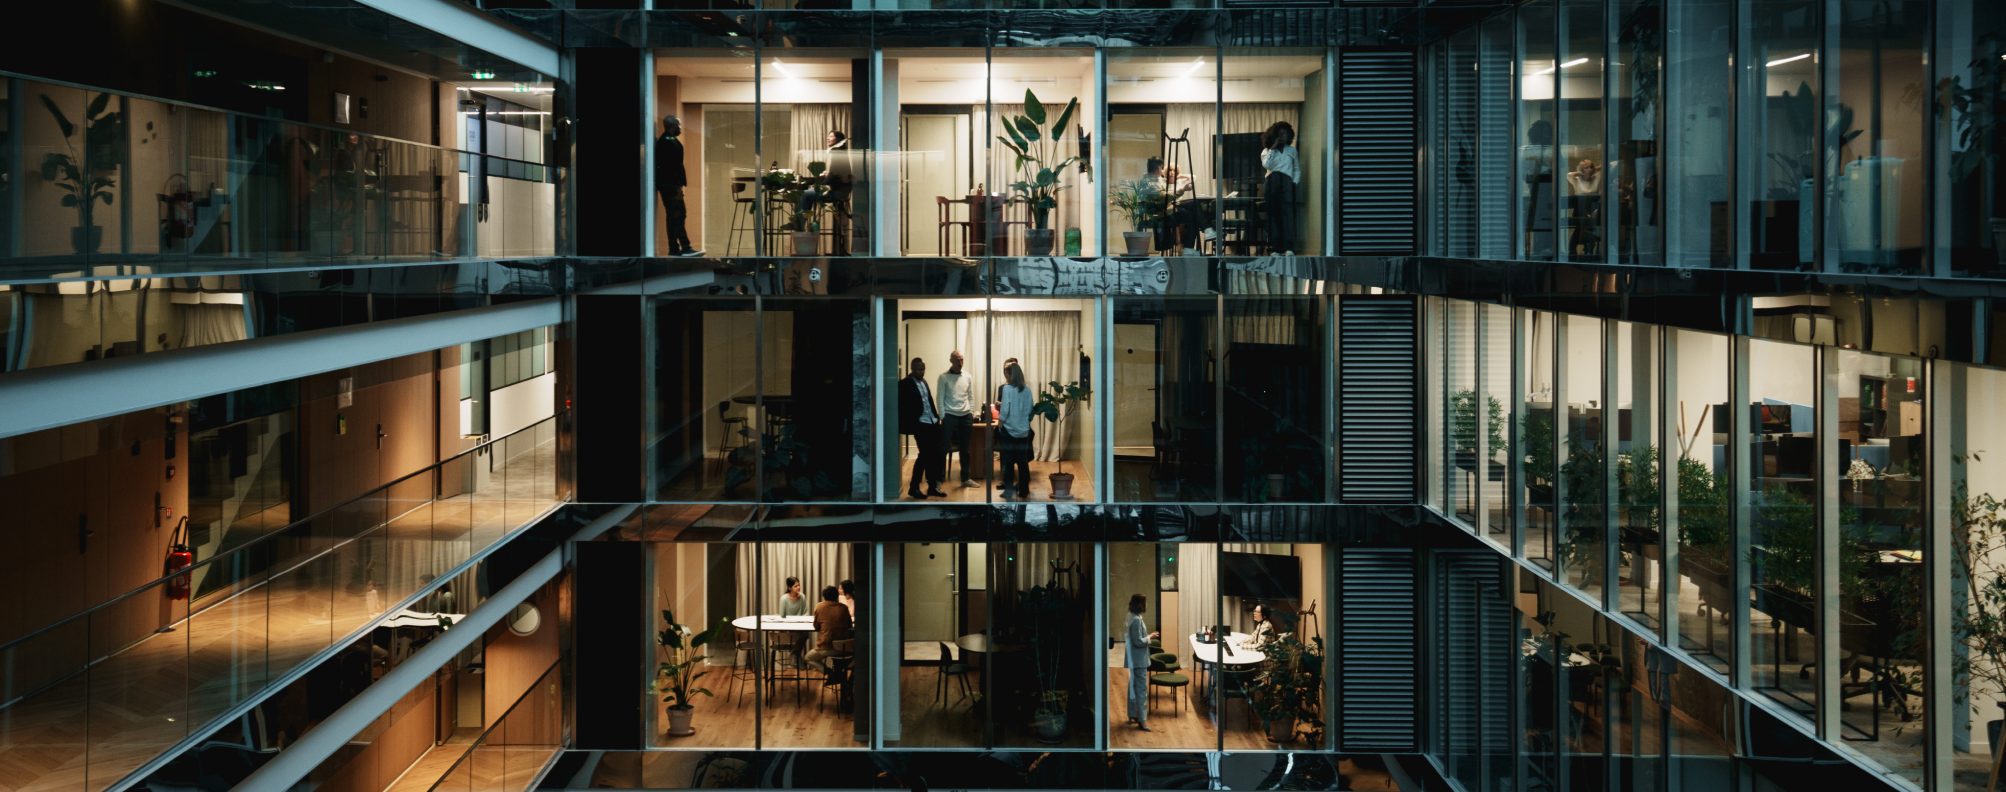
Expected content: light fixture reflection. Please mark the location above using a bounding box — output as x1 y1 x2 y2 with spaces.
1183 59 1206 77
1766 53 1810 68
1533 57 1590 76
771 60 795 79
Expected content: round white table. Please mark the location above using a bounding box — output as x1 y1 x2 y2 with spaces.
732 615 817 704
1188 632 1266 726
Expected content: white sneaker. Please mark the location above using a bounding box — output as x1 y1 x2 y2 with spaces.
962 479 978 488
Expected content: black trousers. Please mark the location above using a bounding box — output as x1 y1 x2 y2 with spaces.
1262 171 1296 254
907 424 945 493
658 188 692 253
941 413 974 479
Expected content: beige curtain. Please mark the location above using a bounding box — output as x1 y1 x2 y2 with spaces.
735 542 855 618
789 104 853 174
1163 104 1217 197
964 311 1082 462
178 303 250 349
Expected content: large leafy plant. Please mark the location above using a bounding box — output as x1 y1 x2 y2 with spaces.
995 89 1082 230
1030 380 1091 426
1110 179 1172 232
1449 390 1506 459
761 161 829 233
1249 629 1326 742
1943 37 2006 224
1949 454 2006 764
656 608 732 711
39 92 122 235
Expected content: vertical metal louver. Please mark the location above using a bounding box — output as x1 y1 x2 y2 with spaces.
1436 551 1513 777
1338 548 1418 752
1338 296 1419 503
1476 34 1514 256
1338 48 1419 255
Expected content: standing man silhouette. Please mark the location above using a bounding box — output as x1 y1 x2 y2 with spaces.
657 116 699 256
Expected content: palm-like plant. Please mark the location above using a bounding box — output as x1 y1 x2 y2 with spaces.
657 609 731 712
39 92 122 252
995 89 1082 230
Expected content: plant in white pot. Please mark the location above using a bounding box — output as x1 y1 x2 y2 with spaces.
657 608 731 737
1109 179 1169 257
1030 379 1091 499
995 89 1082 257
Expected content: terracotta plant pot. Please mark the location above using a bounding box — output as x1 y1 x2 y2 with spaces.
1048 472 1076 500
1024 228 1055 256
1122 232 1153 256
666 705 696 737
790 230 819 257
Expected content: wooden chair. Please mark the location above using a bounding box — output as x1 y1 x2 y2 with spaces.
937 196 972 255
718 401 749 477
935 642 973 707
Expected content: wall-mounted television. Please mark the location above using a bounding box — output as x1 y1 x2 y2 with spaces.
1220 551 1301 601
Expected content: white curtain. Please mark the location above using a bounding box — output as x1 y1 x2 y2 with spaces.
1008 543 1085 592
736 542 855 618
1163 104 1216 196
1178 543 1288 641
179 303 250 349
962 311 1082 462
789 104 853 173
1221 103 1299 137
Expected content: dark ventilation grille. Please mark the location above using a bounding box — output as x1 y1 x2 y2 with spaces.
1338 548 1418 752
1338 296 1419 503
1437 551 1512 770
1338 48 1419 255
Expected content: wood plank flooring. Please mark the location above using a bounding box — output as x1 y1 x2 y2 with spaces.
894 459 1095 503
0 440 560 792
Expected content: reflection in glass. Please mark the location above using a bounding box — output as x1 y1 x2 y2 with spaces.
1108 49 1218 256
987 542 1094 748
652 297 757 502
1741 0 1821 270
1671 330 1732 673
1523 309 1559 570
1224 296 1327 503
1557 0 1607 263
1954 364 2006 786
757 51 869 258
1430 25 1483 258
1829 2 1927 274
1666 0 1733 268
1518 0 1559 260
1744 340 1817 723
1616 322 1663 632
1558 315 1607 600
1613 0 1662 264
1937 2 2006 277
890 542 982 748
1484 304 1515 547
1447 300 1481 521
1112 298 1217 502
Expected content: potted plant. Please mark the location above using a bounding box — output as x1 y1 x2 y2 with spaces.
1943 40 2006 268
1110 179 1168 256
1249 630 1325 743
656 608 731 737
760 162 828 256
994 89 1082 256
1948 453 2006 785
38 92 122 255
1013 577 1082 744
1030 380 1092 499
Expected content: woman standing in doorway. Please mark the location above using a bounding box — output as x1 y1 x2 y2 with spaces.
1125 594 1160 731
1260 121 1301 256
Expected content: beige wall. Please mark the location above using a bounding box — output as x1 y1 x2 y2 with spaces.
483 579 562 723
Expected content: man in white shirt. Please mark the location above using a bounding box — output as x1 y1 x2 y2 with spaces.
936 350 979 488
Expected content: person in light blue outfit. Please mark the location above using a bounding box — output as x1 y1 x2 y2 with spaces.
1124 593 1160 731
996 362 1035 498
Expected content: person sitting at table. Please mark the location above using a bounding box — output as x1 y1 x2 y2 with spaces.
1124 594 1160 732
780 576 810 617
805 585 853 673
1142 157 1203 254
996 362 1035 499
839 579 857 620
1247 603 1282 649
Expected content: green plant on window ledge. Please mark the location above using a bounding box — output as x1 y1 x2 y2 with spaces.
39 92 123 255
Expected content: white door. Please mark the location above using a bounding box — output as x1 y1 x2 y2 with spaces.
900 114 969 255
902 543 956 644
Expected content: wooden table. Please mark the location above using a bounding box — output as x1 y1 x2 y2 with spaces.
961 420 995 478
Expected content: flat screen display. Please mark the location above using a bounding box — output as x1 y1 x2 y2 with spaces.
1219 551 1301 601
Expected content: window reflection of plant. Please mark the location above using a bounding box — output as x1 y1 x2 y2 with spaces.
1766 83 1860 200
724 424 838 500
1524 411 1609 586
1942 36 2006 230
1450 389 1506 460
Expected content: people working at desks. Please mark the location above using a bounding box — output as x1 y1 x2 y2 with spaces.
804 586 853 673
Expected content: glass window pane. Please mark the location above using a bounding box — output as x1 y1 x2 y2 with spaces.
1223 296 1326 503
1110 542 1218 750
1558 0 1607 263
1484 304 1515 548
1524 309 1559 571
892 542 983 748
1828 2 1927 275
757 49 868 258
1520 0 1559 261
891 50 979 257
984 297 1099 503
761 297 871 502
652 541 755 749
1936 1 2006 278
1666 0 1734 268
652 297 757 502
987 49 1093 257
1431 26 1483 257
1112 297 1216 502
1614 0 1662 264
1671 329 1732 673
1108 48 1217 257
1222 48 1323 256
1447 300 1480 521
988 541 1094 748
1744 338 1816 723
1617 322 1663 633
1742 0 1821 270
759 542 867 748
1559 314 1606 600
1954 363 2006 789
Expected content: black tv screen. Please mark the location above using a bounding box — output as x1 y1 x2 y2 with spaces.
1220 551 1301 601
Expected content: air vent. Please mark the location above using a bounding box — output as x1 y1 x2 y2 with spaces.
1338 548 1418 752
1338 48 1419 254
1338 296 1419 503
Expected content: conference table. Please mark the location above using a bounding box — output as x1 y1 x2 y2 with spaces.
1188 632 1266 725
733 614 818 704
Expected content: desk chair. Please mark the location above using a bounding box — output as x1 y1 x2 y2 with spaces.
1219 665 1258 731
1148 652 1189 714
821 638 855 714
728 182 758 256
937 196 972 255
935 642 973 707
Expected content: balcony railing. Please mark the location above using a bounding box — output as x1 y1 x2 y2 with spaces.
412 661 564 792
0 413 565 792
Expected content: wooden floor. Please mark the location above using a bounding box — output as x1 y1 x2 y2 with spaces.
0 440 560 792
386 743 557 792
1106 669 1279 751
895 458 1095 503
652 656 860 749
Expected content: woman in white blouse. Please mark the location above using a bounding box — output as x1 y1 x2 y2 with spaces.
995 362 1035 499
1260 121 1302 256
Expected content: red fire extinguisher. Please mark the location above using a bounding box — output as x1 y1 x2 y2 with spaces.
165 517 194 601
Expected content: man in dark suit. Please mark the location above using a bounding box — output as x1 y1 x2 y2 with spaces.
897 357 945 498
656 116 697 256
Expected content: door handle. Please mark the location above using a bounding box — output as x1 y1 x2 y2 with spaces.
377 424 388 449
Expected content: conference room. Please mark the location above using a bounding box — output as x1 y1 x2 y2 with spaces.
649 541 869 749
1106 542 1329 750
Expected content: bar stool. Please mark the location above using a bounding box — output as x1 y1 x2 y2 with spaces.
719 401 748 475
937 196 972 255
728 181 757 255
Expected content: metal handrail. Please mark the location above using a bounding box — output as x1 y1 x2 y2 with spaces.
0 409 568 656
422 659 565 792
